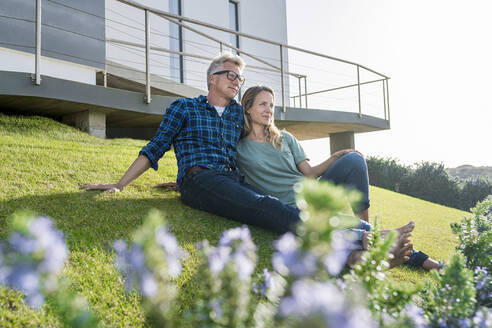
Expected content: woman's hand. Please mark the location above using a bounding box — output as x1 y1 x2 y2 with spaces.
298 149 364 178
332 149 364 160
80 183 122 193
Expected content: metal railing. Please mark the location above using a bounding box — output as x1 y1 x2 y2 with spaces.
30 0 390 122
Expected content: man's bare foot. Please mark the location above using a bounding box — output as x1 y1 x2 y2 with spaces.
361 221 414 250
388 232 413 268
380 221 415 239
422 258 442 270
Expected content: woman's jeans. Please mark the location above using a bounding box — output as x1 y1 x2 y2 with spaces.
180 169 300 234
179 153 369 236
319 152 370 214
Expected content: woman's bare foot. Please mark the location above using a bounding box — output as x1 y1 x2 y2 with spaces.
388 232 414 268
346 250 365 267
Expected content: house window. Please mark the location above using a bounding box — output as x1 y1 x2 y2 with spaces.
169 0 183 83
229 1 241 98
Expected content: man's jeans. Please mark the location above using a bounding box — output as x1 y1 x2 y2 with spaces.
319 152 370 214
180 169 300 234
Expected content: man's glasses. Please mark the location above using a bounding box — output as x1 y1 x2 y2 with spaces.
212 70 245 85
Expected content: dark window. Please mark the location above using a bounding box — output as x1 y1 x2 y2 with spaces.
229 1 239 53
169 0 183 83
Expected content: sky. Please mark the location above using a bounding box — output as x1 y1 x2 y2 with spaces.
286 0 492 168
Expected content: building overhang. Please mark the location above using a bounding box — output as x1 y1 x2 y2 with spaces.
0 70 390 140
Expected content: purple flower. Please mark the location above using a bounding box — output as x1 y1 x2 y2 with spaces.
129 244 146 271
231 251 254 281
29 217 68 273
219 226 255 252
140 271 158 298
402 304 429 328
473 266 492 302
272 233 317 277
155 226 187 278
25 291 45 309
207 246 231 276
279 280 376 328
457 318 472 328
0 247 5 284
8 265 40 295
210 299 223 319
473 308 492 328
113 240 158 297
206 245 254 281
0 216 68 308
5 264 45 308
206 227 257 281
323 230 357 276
253 269 272 296
475 267 488 276
8 233 36 255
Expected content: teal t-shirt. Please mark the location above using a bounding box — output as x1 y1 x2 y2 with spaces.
236 131 308 207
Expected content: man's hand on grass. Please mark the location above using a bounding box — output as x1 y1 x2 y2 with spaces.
80 184 121 193
154 182 178 191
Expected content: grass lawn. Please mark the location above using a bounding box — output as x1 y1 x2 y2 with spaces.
0 113 470 326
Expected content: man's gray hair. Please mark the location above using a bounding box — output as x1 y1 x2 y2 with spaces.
206 53 245 90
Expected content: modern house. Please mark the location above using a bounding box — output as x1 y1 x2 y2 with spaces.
0 0 390 153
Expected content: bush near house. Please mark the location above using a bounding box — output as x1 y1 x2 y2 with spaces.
367 157 492 211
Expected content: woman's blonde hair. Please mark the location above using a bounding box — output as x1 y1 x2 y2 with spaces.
241 85 283 149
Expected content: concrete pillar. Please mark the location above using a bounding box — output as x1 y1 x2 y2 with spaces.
62 110 106 138
329 131 355 154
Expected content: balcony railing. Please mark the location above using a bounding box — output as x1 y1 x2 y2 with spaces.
29 0 390 122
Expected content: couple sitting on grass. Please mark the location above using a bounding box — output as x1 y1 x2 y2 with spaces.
82 53 441 271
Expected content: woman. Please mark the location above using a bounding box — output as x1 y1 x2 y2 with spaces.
236 85 441 270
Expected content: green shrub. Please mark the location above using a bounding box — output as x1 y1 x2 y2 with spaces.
451 197 492 271
366 157 408 192
460 178 492 211
366 156 492 211
400 162 460 208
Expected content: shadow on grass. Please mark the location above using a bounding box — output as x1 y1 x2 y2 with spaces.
0 191 279 256
0 191 280 314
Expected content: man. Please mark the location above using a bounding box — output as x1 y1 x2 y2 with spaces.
82 53 300 234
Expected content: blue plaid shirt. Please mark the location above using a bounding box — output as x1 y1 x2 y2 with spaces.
140 95 244 190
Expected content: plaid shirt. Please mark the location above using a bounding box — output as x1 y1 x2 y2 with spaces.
140 95 244 189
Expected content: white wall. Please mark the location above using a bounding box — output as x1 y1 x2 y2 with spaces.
105 0 173 84
106 0 290 100
0 47 96 84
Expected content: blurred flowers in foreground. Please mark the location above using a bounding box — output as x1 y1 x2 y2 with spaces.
0 214 67 308
112 209 188 326
2 182 492 327
0 211 98 327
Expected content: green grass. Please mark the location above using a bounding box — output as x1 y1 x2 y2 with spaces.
0 113 469 326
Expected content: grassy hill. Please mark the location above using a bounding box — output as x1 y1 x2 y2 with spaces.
0 113 470 326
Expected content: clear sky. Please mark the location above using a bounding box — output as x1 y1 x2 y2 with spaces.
286 0 492 168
